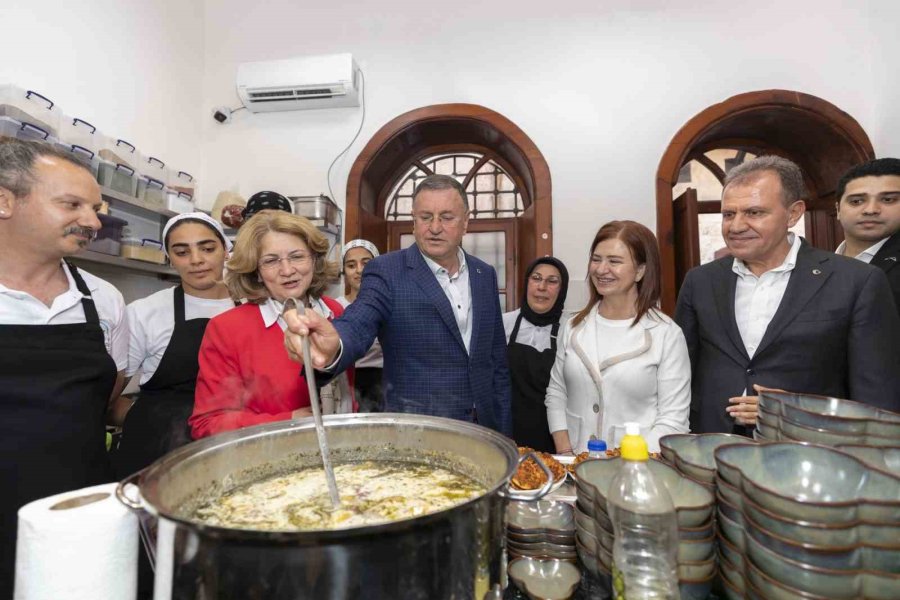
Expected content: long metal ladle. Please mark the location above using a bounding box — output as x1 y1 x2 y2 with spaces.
284 296 341 509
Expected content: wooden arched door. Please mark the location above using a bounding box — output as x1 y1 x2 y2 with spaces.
345 104 552 310
656 90 875 313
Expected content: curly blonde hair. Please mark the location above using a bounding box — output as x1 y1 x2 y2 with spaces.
225 210 339 303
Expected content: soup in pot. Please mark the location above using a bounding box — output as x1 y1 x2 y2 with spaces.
193 460 485 531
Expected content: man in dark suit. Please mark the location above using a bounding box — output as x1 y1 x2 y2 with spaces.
835 158 900 314
284 175 512 436
675 156 900 435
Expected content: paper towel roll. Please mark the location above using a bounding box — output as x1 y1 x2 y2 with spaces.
14 483 139 600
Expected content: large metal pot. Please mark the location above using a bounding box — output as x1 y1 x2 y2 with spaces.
117 413 550 600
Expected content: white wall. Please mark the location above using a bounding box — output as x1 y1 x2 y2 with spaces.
2 0 205 175
198 0 898 308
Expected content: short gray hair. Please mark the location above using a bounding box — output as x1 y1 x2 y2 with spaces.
412 174 469 211
723 155 807 206
0 138 93 198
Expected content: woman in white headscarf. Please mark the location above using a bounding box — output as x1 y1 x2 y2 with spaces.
337 239 385 412
113 213 238 477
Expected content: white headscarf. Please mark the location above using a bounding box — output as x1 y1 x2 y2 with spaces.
162 212 234 258
341 239 379 263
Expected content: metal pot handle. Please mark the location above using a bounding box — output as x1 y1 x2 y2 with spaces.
115 471 145 511
502 451 555 501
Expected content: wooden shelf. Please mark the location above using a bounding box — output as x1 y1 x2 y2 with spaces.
100 186 177 218
70 250 179 277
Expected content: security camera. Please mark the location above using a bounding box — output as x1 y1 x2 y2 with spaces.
212 107 232 124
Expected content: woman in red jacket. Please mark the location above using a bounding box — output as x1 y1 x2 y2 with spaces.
190 210 352 439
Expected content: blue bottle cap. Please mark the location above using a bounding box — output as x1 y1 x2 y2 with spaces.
587 439 607 452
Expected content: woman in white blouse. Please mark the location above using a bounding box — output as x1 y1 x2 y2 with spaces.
545 220 691 454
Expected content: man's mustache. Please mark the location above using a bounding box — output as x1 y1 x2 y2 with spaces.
63 226 97 241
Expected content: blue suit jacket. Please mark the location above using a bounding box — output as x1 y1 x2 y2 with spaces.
330 244 512 436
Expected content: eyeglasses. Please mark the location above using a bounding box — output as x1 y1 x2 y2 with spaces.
529 273 561 287
413 213 464 226
258 252 313 271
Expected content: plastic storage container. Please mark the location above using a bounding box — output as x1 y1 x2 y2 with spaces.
54 141 99 177
88 214 128 256
137 154 170 185
137 175 167 209
607 423 680 600
169 170 195 197
121 238 165 264
97 160 138 197
97 135 139 169
165 191 195 214
58 116 100 156
0 84 60 138
0 115 56 144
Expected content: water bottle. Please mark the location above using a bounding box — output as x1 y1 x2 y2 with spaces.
587 438 608 459
606 422 680 599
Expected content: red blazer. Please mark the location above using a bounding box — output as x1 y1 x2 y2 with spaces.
191 297 351 439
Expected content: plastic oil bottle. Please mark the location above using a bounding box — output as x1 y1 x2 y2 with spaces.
606 423 680 599
587 438 607 459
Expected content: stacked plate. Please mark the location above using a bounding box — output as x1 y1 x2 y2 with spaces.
756 390 900 447
506 500 577 563
574 457 717 600
713 442 900 600
659 433 757 495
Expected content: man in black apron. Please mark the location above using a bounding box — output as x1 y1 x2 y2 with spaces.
0 139 127 596
505 257 569 452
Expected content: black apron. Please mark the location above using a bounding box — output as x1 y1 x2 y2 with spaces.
0 262 117 596
114 286 228 479
507 312 559 452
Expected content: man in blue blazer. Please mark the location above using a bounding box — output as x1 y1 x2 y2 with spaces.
285 175 512 436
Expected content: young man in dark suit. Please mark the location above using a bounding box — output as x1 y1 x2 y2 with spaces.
675 156 900 435
835 158 900 314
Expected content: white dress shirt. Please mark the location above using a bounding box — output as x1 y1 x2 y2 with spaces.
421 248 472 353
0 261 128 370
260 296 335 331
835 237 890 264
732 233 802 358
126 286 236 384
503 308 555 352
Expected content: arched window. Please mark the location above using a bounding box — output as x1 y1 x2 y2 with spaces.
345 104 552 310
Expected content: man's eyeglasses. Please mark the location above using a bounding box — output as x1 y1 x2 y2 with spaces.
258 252 313 271
529 273 561 287
413 213 464 226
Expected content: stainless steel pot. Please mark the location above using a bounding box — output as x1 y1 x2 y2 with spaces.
117 413 551 600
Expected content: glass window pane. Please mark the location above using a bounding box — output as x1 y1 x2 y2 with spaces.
455 156 475 174
476 194 495 212
397 197 412 215
497 173 516 192
462 231 506 282
400 179 414 196
400 233 415 249
475 173 494 192
434 157 455 175
498 193 517 211
499 293 506 312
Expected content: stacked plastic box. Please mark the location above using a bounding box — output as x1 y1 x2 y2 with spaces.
0 84 60 143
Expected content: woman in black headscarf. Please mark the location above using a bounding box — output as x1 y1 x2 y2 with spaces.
503 257 569 451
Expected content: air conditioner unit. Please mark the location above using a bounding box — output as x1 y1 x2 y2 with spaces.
236 53 360 113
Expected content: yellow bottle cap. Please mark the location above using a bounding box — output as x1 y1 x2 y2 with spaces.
619 422 649 461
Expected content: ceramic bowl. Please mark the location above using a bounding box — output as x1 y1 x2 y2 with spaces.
717 530 745 571
779 415 899 447
507 538 577 559
719 572 745 600
837 444 900 477
678 520 715 541
575 535 600 578
572 502 595 538
741 492 900 549
744 519 900 572
677 535 715 562
678 571 715 600
718 550 745 593
744 526 900 599
744 559 833 600
596 539 612 571
579 457 715 528
756 419 780 440
714 442 900 524
508 556 581 600
508 500 576 534
715 474 743 508
575 527 599 556
677 558 716 580
759 390 900 438
508 529 576 546
659 433 755 483
717 507 745 551
716 489 742 524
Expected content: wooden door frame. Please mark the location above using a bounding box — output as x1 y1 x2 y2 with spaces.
345 103 552 303
656 90 874 314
